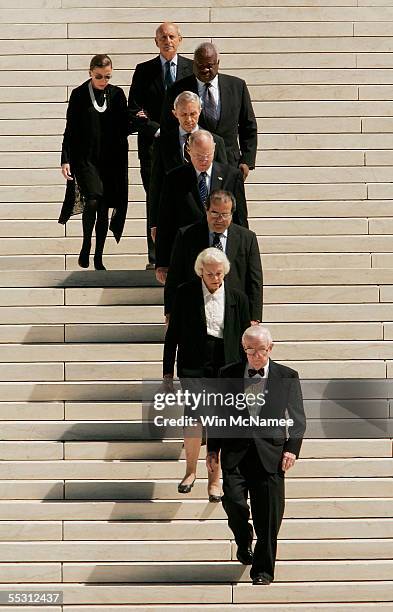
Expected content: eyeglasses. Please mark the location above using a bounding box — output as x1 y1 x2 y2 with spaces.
244 347 270 356
205 272 224 278
91 74 112 80
208 211 232 219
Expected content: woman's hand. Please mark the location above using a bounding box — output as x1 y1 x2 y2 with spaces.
61 164 73 181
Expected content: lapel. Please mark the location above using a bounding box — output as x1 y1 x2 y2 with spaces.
176 55 192 82
152 55 165 95
210 161 224 192
226 223 240 263
166 127 183 168
215 74 229 130
192 279 207 330
223 285 236 338
263 360 280 413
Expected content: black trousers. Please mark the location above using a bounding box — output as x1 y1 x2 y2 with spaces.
140 157 155 265
222 441 285 580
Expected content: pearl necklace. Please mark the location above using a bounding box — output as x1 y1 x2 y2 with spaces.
88 80 107 113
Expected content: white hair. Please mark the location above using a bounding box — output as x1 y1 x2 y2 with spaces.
194 247 230 277
173 90 201 110
189 129 214 148
242 325 272 345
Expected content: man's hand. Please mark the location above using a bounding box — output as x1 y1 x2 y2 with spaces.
206 451 219 474
281 451 296 472
136 109 148 119
155 267 168 285
150 227 157 243
61 163 73 181
164 314 170 327
239 163 250 181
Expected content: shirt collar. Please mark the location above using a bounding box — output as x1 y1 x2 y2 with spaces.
245 358 270 379
202 279 224 299
197 74 219 89
179 125 199 138
160 54 178 67
209 228 228 239
196 163 213 179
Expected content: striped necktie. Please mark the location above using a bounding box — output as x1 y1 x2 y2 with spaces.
203 82 218 127
212 232 223 250
183 133 191 163
198 171 208 205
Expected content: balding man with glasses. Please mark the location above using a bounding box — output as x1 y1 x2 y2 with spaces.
207 325 306 586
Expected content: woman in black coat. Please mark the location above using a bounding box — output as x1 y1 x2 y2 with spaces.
163 247 250 501
59 54 129 270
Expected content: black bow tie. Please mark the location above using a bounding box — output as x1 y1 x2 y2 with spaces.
248 368 264 378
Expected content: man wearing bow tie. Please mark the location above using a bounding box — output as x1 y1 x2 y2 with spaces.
206 325 306 586
154 130 248 283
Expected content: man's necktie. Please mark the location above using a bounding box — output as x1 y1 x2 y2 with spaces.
212 232 223 250
164 60 174 89
183 133 191 164
248 368 265 377
203 82 218 127
199 171 208 205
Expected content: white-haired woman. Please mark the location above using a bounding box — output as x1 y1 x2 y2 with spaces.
163 247 250 501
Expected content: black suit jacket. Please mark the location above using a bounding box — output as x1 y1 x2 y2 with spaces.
128 55 193 161
149 126 227 226
165 219 263 321
207 360 306 473
155 161 249 267
161 73 257 168
163 278 250 377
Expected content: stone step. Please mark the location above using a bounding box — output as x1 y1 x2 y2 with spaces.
0 539 391 562
62 518 393 541
0 419 390 441
0 499 390 520
63 439 393 459
0 459 391 480
60 559 393 583
60 605 393 612
0 582 390 605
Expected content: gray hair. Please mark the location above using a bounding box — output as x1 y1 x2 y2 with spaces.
242 325 273 345
189 129 214 148
173 90 201 110
194 247 230 277
194 41 219 59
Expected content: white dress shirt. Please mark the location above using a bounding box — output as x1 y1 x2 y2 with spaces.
202 279 225 339
160 53 178 82
196 75 221 117
209 228 228 252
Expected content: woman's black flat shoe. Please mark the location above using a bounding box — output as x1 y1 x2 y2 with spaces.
178 478 196 494
208 494 221 503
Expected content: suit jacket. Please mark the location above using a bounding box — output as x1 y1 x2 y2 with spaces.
207 360 306 473
164 219 263 321
161 73 257 169
128 55 193 161
149 126 227 221
155 161 249 267
163 278 250 377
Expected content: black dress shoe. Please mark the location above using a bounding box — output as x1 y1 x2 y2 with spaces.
78 250 90 269
93 255 106 271
208 494 221 503
236 546 253 565
178 478 196 494
252 573 272 585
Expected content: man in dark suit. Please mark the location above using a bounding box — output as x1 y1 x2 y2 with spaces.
128 22 193 268
161 41 257 180
206 325 306 585
149 90 227 235
154 131 249 283
164 189 262 323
